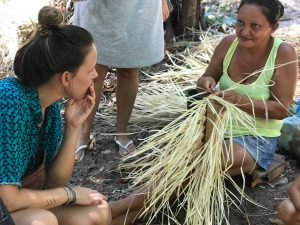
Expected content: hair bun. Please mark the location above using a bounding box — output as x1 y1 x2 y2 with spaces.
38 6 63 27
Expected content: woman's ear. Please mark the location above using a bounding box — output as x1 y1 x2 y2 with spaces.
271 23 279 33
60 71 72 88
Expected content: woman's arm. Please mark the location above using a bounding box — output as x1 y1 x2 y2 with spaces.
268 42 298 119
0 184 107 212
46 84 96 188
0 185 68 212
46 124 80 188
196 35 235 93
219 42 298 120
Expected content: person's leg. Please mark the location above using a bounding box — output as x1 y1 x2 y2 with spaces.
115 68 139 154
222 140 258 176
12 208 58 225
50 200 111 225
109 186 147 217
76 64 108 154
111 208 142 225
278 199 300 225
164 17 175 48
109 186 148 225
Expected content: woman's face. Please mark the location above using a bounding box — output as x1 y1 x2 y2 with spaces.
235 4 276 48
70 44 98 100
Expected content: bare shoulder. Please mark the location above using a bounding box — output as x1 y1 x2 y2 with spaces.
276 41 297 63
273 40 298 82
213 34 236 58
221 34 236 44
217 34 236 50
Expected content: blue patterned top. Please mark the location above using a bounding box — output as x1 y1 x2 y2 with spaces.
0 77 62 186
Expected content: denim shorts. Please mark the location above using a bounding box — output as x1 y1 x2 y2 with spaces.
232 135 278 170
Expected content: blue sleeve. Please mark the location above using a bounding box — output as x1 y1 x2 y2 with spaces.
0 90 29 186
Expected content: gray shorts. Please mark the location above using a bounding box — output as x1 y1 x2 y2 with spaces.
232 136 278 170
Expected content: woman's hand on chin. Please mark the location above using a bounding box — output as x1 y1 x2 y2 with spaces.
64 82 96 128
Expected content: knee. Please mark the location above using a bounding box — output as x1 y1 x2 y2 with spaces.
32 211 58 225
13 209 58 225
277 199 300 225
221 154 233 171
117 68 139 79
65 201 111 225
90 201 112 225
30 209 58 225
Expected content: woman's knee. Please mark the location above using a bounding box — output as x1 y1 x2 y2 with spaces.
69 201 111 225
12 208 58 225
117 68 139 79
90 201 112 225
222 141 257 174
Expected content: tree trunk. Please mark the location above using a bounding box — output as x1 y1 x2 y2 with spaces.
178 0 198 35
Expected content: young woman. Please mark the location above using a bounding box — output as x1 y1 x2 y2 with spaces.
107 0 298 224
196 0 298 175
0 6 111 225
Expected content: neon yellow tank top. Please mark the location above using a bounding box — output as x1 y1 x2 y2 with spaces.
219 37 283 137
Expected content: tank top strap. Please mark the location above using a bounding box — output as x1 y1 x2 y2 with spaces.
260 37 282 83
222 38 239 74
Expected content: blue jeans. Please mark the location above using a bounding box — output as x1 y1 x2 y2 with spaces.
231 135 278 170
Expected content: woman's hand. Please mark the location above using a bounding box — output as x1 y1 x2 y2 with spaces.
64 83 96 128
162 0 170 21
74 186 108 205
216 90 241 105
196 76 217 93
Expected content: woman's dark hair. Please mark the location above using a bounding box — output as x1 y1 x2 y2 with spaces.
14 6 94 87
237 0 284 24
